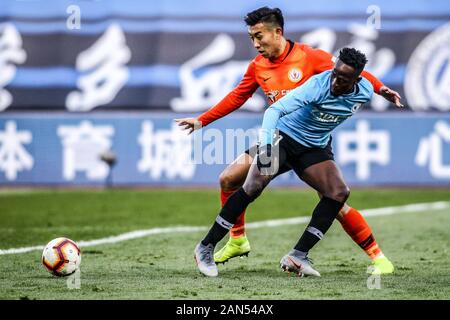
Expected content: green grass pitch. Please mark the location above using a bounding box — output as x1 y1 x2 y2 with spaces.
0 187 449 300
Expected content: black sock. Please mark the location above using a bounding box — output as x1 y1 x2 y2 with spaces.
202 188 253 246
294 197 344 253
201 222 230 247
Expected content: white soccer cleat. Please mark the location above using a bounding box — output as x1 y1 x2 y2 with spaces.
194 242 218 277
280 254 321 277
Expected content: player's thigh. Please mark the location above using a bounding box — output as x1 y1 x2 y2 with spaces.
300 160 349 202
219 146 256 191
242 142 288 198
287 137 348 201
242 161 272 198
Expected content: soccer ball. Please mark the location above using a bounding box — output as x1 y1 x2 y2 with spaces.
42 237 81 277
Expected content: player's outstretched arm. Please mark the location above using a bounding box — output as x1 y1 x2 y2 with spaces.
174 62 261 135
196 62 259 127
360 71 403 107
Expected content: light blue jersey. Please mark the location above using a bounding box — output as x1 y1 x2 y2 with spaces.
260 70 374 148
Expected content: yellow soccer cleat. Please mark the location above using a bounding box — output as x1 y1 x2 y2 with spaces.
214 235 251 264
369 256 395 275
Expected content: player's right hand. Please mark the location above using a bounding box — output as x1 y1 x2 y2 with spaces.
174 118 202 135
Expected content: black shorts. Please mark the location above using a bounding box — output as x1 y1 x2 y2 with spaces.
245 131 334 177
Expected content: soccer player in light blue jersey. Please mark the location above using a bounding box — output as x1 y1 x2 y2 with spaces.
194 48 384 277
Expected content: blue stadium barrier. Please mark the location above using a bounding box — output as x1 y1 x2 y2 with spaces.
1 112 449 187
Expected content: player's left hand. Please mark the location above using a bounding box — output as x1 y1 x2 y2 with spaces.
379 86 404 108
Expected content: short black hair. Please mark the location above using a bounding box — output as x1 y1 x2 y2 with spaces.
244 7 284 33
338 47 368 74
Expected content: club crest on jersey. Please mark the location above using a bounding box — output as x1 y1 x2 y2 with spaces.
352 102 363 113
288 68 302 83
267 90 279 104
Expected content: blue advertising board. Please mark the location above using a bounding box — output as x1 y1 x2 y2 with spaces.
1 112 449 187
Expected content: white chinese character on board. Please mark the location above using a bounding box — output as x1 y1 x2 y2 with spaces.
66 24 131 112
0 23 27 111
170 33 264 112
337 120 390 180
58 121 114 180
137 121 195 180
416 121 450 178
0 121 33 180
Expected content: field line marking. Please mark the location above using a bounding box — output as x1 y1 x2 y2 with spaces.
1 201 448 255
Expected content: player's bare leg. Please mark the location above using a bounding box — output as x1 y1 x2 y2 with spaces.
220 153 253 193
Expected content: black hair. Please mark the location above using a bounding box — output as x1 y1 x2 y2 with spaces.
244 7 284 33
338 47 368 74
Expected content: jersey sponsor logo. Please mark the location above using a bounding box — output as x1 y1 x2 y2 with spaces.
267 90 279 104
266 89 294 104
317 112 340 123
288 67 303 83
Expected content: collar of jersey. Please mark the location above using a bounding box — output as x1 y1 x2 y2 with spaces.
269 40 293 64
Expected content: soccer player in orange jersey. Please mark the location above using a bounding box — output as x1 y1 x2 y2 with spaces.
176 7 401 275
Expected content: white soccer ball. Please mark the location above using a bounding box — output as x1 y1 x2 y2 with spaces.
42 237 81 277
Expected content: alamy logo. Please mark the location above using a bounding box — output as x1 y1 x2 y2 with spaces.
66 5 81 30
366 267 381 290
0 24 27 111
66 24 131 112
67 268 81 289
